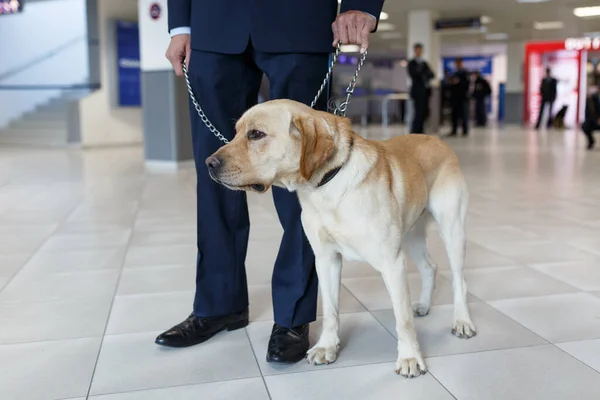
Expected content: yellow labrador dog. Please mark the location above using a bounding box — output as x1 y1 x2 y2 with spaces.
206 99 476 377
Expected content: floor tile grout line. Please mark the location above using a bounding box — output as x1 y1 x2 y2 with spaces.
454 288 555 348
10 306 600 350
243 327 273 400
80 376 267 399
339 282 455 399
473 237 600 267
549 341 600 376
84 202 141 400
341 277 570 361
0 201 83 297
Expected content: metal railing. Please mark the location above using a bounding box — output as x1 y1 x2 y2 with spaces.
331 92 409 127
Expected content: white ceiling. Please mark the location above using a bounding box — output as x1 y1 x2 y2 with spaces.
373 0 600 50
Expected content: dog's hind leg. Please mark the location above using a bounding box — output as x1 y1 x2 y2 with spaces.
404 213 438 317
380 253 427 377
428 166 476 339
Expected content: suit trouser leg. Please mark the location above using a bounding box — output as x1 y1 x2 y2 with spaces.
582 121 597 147
411 96 426 133
535 102 546 129
547 101 554 127
475 99 486 126
253 50 329 328
461 100 469 134
188 49 263 317
451 101 460 134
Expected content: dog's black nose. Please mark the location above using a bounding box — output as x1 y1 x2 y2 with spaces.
205 155 221 171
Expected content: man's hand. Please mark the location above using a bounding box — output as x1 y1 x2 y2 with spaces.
332 11 376 53
166 34 191 77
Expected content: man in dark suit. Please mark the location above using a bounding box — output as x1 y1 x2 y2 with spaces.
440 69 452 126
158 0 384 364
535 67 558 130
472 71 492 127
582 86 600 150
408 43 434 134
448 58 470 136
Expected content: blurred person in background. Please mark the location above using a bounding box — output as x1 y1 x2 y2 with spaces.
582 84 600 150
408 42 434 134
448 58 470 137
440 69 453 126
535 67 558 130
472 71 492 127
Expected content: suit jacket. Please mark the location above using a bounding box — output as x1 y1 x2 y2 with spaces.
472 77 491 100
540 76 558 102
450 69 470 101
167 0 385 54
408 59 434 99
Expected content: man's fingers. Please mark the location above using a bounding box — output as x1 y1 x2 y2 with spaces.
349 23 359 45
173 59 184 77
344 15 359 45
333 12 374 49
338 22 350 45
184 43 191 72
169 50 185 76
332 21 340 47
359 25 370 53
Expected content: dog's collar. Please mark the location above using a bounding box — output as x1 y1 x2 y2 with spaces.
316 136 354 188
316 166 342 188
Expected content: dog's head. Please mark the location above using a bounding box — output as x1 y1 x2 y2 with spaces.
205 99 351 193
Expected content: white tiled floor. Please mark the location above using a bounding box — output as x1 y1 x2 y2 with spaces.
1 125 600 399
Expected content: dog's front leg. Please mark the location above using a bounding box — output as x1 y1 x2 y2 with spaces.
307 249 342 365
380 252 427 378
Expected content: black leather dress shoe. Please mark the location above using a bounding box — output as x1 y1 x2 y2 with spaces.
155 309 249 348
266 323 310 363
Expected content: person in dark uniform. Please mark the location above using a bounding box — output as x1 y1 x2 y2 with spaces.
408 43 434 134
472 71 492 127
159 0 384 364
535 67 558 130
440 69 452 126
449 58 470 136
582 86 600 150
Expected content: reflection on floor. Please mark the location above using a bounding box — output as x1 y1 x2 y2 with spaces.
1 125 600 400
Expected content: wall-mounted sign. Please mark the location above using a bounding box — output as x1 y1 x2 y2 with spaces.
442 56 493 75
0 0 23 15
564 37 600 51
435 17 481 31
116 21 141 107
149 2 161 20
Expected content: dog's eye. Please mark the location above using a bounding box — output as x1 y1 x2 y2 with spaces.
247 129 266 140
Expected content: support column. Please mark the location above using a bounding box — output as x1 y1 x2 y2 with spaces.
139 0 193 166
406 10 441 133
504 41 526 124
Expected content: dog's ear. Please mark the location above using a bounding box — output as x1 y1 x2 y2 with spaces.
292 115 334 181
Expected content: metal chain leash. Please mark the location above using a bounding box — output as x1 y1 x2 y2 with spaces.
182 62 231 144
181 42 367 145
331 47 367 116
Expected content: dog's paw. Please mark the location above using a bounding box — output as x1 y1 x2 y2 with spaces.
307 344 339 365
395 357 427 378
412 302 431 317
452 320 477 339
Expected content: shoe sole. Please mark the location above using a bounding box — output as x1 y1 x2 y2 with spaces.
266 352 308 364
155 318 249 348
